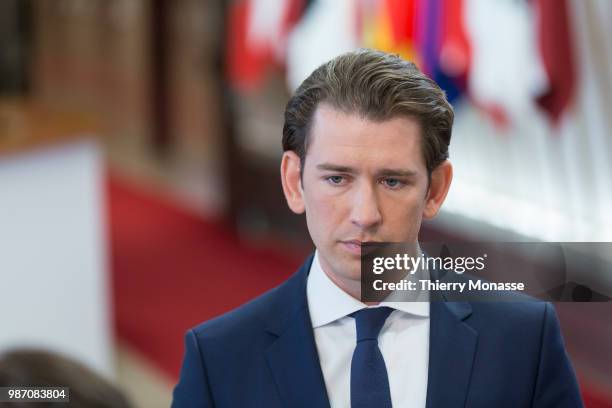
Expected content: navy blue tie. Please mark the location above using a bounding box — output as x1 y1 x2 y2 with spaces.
350 307 394 408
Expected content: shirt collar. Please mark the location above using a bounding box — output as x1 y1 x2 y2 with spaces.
306 250 429 329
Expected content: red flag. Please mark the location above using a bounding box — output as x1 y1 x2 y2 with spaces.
226 0 306 92
439 0 471 81
386 0 417 47
226 1 267 91
535 0 577 123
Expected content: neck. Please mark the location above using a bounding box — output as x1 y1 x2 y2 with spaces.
322 267 363 301
318 260 388 306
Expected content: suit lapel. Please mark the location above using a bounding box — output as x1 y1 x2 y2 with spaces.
264 255 331 408
426 300 478 408
266 303 331 408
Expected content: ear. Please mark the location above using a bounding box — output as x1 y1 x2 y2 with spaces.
280 151 305 214
423 160 453 219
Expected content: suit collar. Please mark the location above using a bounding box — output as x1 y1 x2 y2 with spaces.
424 265 477 407
264 254 314 336
264 254 331 408
307 251 369 328
426 300 477 408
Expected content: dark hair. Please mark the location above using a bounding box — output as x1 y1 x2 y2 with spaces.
0 349 132 408
282 49 454 177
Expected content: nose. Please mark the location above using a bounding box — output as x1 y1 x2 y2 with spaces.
350 182 382 230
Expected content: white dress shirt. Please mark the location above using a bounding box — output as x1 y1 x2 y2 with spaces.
306 251 430 408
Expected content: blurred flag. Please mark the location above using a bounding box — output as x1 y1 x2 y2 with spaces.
534 0 576 124
362 0 419 63
464 0 548 128
286 0 360 90
362 0 470 104
226 0 306 91
419 0 470 103
226 0 577 127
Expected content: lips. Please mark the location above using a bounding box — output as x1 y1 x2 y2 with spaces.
340 240 383 256
340 240 361 255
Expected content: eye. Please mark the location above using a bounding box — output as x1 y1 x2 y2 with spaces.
382 178 404 189
326 175 345 185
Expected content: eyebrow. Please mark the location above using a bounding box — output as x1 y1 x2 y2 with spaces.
377 168 418 178
316 163 356 173
315 163 418 177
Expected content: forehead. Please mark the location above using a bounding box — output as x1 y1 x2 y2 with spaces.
306 104 425 169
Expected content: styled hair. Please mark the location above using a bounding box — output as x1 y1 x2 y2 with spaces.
282 49 454 177
0 349 132 408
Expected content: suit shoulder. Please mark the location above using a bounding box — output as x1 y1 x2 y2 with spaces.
445 269 552 326
190 285 280 339
190 265 308 341
188 255 312 343
468 299 551 330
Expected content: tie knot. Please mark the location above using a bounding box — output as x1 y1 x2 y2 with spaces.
350 307 393 342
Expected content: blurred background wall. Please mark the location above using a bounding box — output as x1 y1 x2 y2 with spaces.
0 0 611 407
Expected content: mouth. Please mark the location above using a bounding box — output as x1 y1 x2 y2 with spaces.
340 240 382 256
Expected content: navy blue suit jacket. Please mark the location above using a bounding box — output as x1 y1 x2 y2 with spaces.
172 255 583 407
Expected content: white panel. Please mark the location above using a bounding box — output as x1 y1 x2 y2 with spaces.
0 139 113 378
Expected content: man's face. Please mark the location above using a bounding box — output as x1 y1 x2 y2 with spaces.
282 104 446 293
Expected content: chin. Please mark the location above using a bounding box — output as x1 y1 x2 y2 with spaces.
334 260 361 281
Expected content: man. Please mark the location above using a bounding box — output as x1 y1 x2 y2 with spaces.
172 50 583 407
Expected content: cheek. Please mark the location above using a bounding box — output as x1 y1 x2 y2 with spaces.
382 192 427 231
304 190 346 233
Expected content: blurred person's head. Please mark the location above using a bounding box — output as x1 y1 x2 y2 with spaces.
280 49 453 298
0 349 132 408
